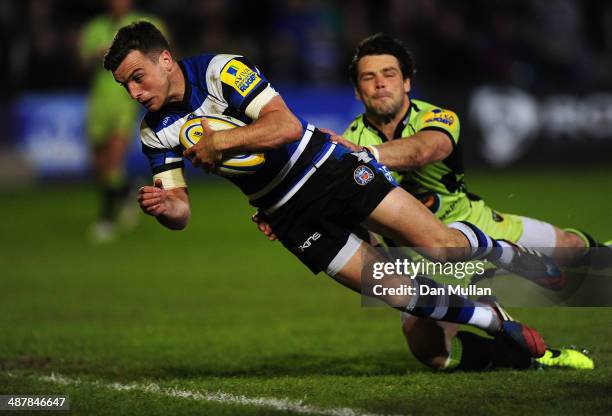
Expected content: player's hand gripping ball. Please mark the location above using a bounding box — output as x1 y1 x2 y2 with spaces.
179 114 265 176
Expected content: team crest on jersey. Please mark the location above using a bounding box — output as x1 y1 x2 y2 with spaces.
423 109 455 127
221 59 261 97
354 165 374 186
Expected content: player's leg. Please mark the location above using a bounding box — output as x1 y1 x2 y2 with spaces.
364 187 563 287
400 314 459 370
400 312 539 371
364 187 513 263
330 239 496 329
465 200 607 266
271 149 548 357
87 96 137 242
401 308 593 371
90 133 133 241
509 215 610 267
401 315 505 370
362 187 476 261
329 239 546 358
515 216 584 264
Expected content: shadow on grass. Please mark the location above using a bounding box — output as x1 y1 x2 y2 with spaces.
135 350 426 379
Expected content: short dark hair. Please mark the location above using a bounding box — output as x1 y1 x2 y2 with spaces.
348 33 414 86
103 20 170 72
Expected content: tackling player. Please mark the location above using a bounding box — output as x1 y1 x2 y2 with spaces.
343 34 609 263
340 33 598 371
104 21 564 366
80 0 164 242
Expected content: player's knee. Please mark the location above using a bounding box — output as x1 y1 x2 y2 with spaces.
421 231 470 262
402 315 453 371
407 339 449 370
427 234 458 250
416 230 463 258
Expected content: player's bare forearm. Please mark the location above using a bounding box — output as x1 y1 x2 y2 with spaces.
375 130 453 170
138 180 191 230
213 96 303 153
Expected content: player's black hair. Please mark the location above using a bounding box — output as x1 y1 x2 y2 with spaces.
349 33 414 85
103 20 170 72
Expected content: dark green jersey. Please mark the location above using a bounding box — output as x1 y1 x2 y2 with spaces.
343 99 470 222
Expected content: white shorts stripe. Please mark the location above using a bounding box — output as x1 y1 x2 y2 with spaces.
326 233 363 277
264 142 336 215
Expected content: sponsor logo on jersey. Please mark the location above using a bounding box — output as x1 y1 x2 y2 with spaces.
221 59 262 97
298 232 322 252
353 165 375 186
226 65 239 76
423 108 455 126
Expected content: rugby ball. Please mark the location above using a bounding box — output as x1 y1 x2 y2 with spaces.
179 114 265 176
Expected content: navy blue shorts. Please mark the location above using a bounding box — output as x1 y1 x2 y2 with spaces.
268 150 396 275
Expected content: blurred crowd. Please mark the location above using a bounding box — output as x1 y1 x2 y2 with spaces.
3 0 612 95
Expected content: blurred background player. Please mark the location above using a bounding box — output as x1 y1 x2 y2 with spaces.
80 0 164 242
342 33 598 371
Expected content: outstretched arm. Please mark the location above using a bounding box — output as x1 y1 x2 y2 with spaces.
372 130 453 170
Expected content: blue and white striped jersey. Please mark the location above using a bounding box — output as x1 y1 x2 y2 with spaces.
140 53 349 212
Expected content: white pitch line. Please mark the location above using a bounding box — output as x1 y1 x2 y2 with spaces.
35 373 406 416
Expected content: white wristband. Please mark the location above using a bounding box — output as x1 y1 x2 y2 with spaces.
153 168 187 189
365 145 380 161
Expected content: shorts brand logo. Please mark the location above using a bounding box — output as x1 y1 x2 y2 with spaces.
299 232 322 252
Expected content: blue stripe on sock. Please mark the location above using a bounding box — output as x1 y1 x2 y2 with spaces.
454 305 475 324
460 221 489 248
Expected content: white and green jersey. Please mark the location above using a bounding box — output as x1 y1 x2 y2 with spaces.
343 99 470 222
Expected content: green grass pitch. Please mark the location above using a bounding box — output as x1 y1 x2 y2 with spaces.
1 167 611 415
